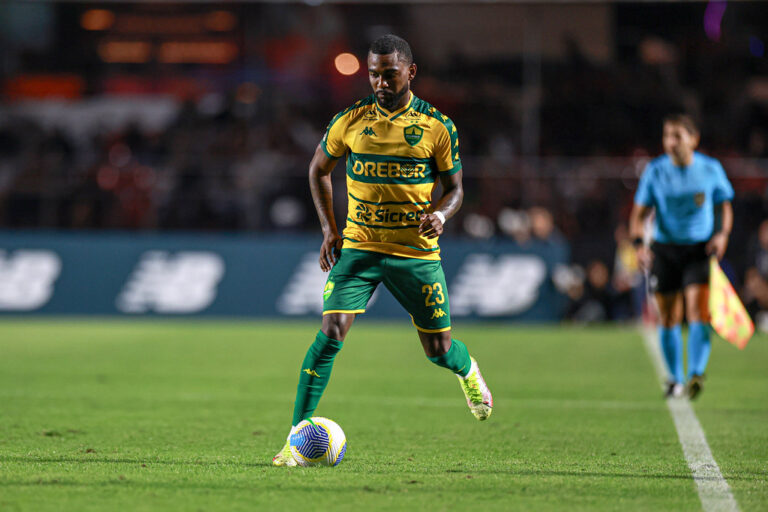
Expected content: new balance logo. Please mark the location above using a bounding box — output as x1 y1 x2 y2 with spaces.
116 251 224 314
303 368 320 377
430 308 447 319
360 127 377 137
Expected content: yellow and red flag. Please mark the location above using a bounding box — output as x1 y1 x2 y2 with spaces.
709 257 753 349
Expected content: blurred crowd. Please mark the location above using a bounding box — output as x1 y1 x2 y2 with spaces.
0 2 767 323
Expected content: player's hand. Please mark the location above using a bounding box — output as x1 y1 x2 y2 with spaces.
635 245 653 271
319 234 343 272
418 213 444 239
706 232 729 261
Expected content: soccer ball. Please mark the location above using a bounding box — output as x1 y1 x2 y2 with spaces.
289 417 347 467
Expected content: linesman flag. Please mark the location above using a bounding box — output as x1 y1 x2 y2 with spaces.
709 257 753 350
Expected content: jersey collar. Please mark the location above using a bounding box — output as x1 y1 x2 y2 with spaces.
375 91 414 120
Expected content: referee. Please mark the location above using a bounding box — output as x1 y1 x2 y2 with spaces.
630 114 734 399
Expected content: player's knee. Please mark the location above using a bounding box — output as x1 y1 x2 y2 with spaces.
420 331 452 358
321 314 353 341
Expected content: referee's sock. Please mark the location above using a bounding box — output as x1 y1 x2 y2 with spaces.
687 321 711 379
659 325 684 383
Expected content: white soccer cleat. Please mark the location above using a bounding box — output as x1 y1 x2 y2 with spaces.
457 357 493 420
664 381 685 399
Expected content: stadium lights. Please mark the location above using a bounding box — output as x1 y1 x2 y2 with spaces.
204 11 237 32
158 41 238 64
81 9 115 31
334 53 360 76
98 41 152 63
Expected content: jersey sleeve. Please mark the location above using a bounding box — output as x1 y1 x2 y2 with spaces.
434 117 462 174
634 163 655 207
320 111 348 159
712 161 735 204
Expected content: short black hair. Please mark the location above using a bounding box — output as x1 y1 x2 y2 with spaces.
663 113 699 136
369 34 413 64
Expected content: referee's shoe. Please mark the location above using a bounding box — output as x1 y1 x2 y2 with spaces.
687 374 704 400
665 381 684 399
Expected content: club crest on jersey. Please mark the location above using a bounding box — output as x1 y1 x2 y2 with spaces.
404 125 423 146
694 192 705 207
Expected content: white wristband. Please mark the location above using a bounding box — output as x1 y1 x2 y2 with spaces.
434 211 446 225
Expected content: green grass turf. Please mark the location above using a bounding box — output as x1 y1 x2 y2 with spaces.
0 319 765 511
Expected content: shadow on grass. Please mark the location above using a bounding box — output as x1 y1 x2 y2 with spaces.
0 455 271 469
0 455 757 484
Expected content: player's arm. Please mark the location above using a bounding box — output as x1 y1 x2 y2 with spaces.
309 144 341 271
419 169 463 239
707 201 732 260
629 203 653 270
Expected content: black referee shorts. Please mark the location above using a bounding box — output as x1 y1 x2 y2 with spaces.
649 241 710 295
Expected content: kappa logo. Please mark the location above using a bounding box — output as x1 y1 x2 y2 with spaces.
355 203 372 222
360 126 377 137
430 308 447 319
0 250 61 311
116 251 224 313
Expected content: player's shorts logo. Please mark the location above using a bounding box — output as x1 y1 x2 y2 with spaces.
404 125 423 146
430 308 447 319
323 281 335 301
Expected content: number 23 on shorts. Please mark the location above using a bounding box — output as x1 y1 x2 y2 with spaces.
422 282 445 307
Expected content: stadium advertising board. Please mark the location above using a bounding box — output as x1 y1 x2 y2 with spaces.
0 232 568 321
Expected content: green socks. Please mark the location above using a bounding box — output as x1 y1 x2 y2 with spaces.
427 338 471 377
292 330 343 426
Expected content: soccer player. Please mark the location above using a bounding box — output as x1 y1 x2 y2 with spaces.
272 34 493 466
629 114 734 399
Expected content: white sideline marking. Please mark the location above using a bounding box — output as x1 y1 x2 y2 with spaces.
641 328 739 512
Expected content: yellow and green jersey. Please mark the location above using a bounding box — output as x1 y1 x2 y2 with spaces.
321 92 461 260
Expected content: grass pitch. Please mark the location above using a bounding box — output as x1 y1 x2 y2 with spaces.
0 319 766 511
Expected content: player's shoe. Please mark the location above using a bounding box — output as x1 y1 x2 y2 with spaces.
457 357 493 420
664 381 684 399
272 437 297 467
687 374 704 400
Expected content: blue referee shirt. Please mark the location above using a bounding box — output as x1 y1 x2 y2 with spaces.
634 152 734 244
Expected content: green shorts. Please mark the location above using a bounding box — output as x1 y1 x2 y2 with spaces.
322 248 451 333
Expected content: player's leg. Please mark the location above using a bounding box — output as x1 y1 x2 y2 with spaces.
418 329 493 420
655 291 685 397
273 313 353 466
273 249 382 466
382 255 492 420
